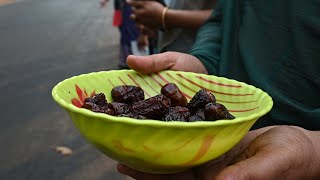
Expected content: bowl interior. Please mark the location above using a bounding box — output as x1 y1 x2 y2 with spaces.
53 70 272 120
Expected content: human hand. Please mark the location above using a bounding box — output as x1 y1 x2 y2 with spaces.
127 0 165 29
126 52 208 74
138 25 156 37
117 126 320 179
137 34 148 48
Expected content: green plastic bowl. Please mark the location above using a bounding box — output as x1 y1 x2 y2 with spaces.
52 70 273 174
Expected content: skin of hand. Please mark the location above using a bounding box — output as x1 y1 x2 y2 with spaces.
117 126 320 180
126 52 208 74
139 25 156 37
127 0 213 30
127 0 165 29
137 33 149 48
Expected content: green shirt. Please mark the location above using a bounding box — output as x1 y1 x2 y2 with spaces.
190 0 320 130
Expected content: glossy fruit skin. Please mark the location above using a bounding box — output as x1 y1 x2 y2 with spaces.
131 94 171 119
161 83 187 107
204 103 235 121
83 93 108 106
187 89 216 111
111 85 144 104
82 86 235 122
162 106 190 122
82 93 114 115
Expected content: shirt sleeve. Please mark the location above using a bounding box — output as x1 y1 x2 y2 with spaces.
189 4 222 75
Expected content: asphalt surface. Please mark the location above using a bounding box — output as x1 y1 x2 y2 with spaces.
0 0 133 179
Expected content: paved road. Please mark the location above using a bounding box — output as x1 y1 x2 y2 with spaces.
0 0 133 179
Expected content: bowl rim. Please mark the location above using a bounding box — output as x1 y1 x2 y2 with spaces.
52 70 273 128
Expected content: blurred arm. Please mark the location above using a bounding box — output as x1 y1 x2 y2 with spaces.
189 4 222 75
165 9 213 30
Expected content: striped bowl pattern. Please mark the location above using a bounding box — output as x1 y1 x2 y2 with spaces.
52 70 273 174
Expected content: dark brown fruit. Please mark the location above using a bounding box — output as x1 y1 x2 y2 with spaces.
111 85 144 104
131 94 171 119
83 93 108 106
82 93 114 115
117 113 147 120
188 108 205 122
92 104 114 115
161 83 187 107
108 102 130 115
204 103 235 121
80 83 236 122
82 100 95 110
162 106 190 122
187 89 216 111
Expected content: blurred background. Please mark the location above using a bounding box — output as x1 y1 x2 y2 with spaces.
0 0 132 179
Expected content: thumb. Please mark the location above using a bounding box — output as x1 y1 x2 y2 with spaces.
216 151 283 180
126 52 177 74
216 128 303 180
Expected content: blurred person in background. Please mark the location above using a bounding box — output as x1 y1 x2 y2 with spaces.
127 0 217 53
101 0 149 69
117 0 320 179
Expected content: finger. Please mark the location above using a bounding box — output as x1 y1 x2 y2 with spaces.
126 0 144 9
137 35 148 48
117 163 196 180
193 136 257 179
141 27 153 35
130 8 145 21
131 6 138 13
226 126 276 164
130 14 136 21
195 126 278 180
126 52 177 74
215 127 295 180
215 151 289 180
136 23 144 30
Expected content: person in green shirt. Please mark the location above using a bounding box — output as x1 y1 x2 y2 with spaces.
117 0 320 179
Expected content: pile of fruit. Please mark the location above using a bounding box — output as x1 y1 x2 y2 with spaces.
81 83 235 122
